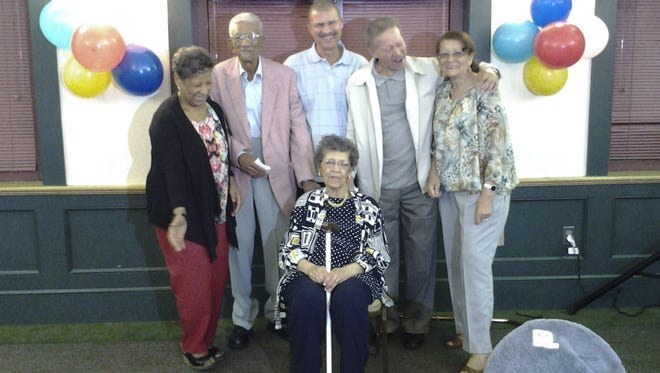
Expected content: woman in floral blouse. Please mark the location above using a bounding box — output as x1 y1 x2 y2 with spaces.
275 135 390 372
425 31 518 373
146 46 240 371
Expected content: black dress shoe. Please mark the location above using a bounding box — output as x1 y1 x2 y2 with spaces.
228 325 252 350
403 333 425 350
267 321 289 341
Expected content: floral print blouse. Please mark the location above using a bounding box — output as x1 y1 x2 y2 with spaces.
432 82 518 194
190 103 230 223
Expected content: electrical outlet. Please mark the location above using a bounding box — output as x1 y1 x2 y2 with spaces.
563 226 575 245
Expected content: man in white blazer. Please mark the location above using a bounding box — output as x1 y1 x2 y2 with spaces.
211 12 318 350
346 17 499 349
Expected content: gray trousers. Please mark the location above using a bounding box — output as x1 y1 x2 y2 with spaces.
439 191 510 354
380 183 438 334
229 139 289 330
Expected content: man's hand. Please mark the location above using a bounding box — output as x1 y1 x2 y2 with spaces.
301 180 321 192
477 67 500 92
238 153 268 178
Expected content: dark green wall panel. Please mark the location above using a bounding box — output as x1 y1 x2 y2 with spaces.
2 181 657 325
504 198 586 259
0 210 39 272
67 208 163 272
611 197 660 257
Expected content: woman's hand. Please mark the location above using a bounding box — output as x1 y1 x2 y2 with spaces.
324 263 363 292
474 190 495 224
229 176 241 216
300 261 329 285
167 211 187 251
425 170 442 198
425 159 442 198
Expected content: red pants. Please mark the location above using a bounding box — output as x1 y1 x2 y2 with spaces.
156 224 229 354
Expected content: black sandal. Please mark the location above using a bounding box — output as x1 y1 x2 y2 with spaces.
181 352 216 371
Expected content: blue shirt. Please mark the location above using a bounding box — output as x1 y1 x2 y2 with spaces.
284 43 367 150
240 57 263 138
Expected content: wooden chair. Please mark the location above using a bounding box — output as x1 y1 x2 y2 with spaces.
368 299 389 373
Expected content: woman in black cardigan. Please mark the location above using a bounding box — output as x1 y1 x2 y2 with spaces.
146 46 241 371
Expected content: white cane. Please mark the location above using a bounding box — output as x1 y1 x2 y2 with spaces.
323 222 339 373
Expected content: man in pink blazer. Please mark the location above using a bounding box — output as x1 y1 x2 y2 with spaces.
210 12 319 350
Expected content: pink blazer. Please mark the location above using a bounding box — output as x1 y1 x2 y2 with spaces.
211 56 315 215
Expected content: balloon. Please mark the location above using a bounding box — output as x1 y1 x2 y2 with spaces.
572 15 609 59
39 0 79 49
523 56 568 96
62 56 112 98
492 21 540 63
112 45 164 96
531 0 572 28
71 24 126 72
534 22 585 69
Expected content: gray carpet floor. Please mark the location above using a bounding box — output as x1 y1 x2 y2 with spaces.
0 308 657 372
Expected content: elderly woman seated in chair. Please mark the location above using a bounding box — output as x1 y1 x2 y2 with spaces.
274 134 391 372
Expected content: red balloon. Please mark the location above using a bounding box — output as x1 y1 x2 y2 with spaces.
534 21 585 69
71 24 126 72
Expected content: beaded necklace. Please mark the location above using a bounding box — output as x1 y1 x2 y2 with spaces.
326 191 349 208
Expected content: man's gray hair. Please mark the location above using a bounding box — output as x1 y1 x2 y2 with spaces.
228 12 263 35
365 16 400 50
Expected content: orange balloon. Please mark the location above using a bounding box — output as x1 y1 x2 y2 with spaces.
71 24 126 72
63 56 111 98
523 56 568 96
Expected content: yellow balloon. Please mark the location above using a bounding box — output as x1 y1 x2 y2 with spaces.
62 56 111 98
523 56 568 96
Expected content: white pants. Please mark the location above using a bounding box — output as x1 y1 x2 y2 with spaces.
439 191 510 353
229 174 289 330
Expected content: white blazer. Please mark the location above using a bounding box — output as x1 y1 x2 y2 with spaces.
346 56 440 201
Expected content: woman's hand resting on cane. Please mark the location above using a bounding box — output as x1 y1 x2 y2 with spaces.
298 260 364 291
324 264 364 291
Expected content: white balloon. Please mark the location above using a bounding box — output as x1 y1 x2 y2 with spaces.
573 15 609 59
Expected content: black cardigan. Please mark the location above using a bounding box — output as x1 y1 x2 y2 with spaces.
145 94 236 261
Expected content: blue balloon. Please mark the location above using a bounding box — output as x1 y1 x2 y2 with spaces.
531 0 572 28
112 45 164 96
493 21 540 63
39 0 78 49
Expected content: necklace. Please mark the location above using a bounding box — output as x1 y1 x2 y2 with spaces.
326 191 349 208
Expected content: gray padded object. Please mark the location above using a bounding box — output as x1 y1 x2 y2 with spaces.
484 318 626 373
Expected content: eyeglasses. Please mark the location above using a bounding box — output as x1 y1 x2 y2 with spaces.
322 160 350 170
438 51 467 60
229 32 262 44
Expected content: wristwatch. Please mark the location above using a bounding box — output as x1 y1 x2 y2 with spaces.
483 182 497 192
